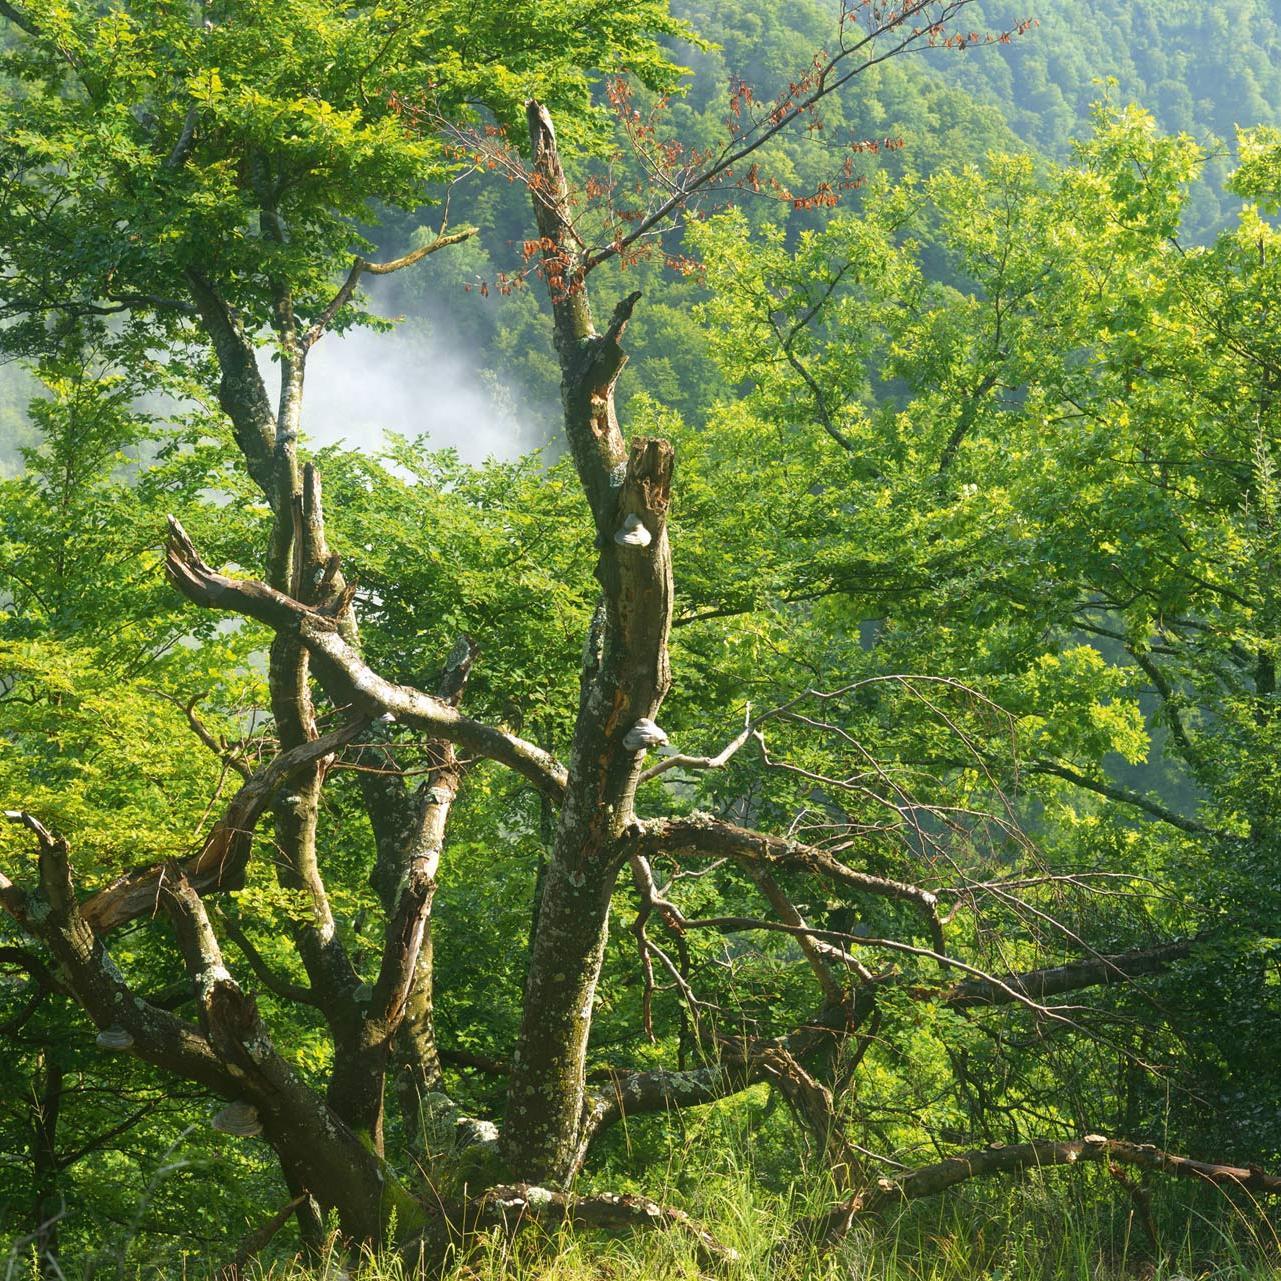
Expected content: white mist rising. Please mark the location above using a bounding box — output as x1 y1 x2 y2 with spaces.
288 324 545 465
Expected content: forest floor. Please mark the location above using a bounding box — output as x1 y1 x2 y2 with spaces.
241 1180 1281 1281
253 1234 1281 1281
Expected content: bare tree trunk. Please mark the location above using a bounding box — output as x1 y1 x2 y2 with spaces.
499 103 675 1184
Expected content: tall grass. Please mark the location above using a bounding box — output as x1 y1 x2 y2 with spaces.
242 1158 1281 1281
16 1117 1279 1280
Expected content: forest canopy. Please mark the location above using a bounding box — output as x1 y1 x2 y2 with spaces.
1 1 1280 1278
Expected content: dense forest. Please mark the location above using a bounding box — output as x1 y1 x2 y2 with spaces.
2 1 1281 1278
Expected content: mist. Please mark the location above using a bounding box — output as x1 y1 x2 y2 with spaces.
291 322 550 465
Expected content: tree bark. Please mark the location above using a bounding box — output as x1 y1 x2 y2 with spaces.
29 1054 63 1281
499 102 675 1184
0 815 422 1247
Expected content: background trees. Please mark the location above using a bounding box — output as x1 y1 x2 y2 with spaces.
687 99 1281 1159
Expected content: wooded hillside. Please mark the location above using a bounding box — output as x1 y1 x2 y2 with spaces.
1 2 1279 1278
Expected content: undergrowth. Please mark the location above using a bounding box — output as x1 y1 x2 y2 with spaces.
239 1167 1281 1281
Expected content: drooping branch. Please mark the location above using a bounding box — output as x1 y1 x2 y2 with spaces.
0 813 239 1095
163 517 567 799
156 871 407 1242
633 813 946 954
575 1000 861 1164
577 931 1195 1166
1029 760 1212 836
757 1044 864 1191
942 939 1194 1009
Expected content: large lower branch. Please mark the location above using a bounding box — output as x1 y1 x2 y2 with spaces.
164 518 566 800
576 1001 860 1168
634 813 945 954
803 1134 1281 1247
575 933 1195 1163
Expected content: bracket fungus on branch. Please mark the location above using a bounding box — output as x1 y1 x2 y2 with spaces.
211 1100 264 1138
614 514 652 548
623 718 669 752
95 1024 135 1051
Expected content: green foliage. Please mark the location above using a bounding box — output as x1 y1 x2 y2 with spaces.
212 1138 1281 1280
0 0 688 368
4 0 1281 1272
686 100 1281 1159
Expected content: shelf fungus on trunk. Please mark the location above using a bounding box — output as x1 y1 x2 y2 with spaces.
623 718 669 753
211 1100 263 1137
614 514 653 548
95 1024 134 1051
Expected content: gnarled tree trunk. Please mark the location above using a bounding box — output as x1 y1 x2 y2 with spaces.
499 103 675 1183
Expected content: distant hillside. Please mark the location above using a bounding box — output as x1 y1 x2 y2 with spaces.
3 0 1278 455
931 0 1281 231
674 0 1281 234
942 0 1281 147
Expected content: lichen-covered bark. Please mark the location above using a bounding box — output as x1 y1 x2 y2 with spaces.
0 818 416 1242
500 103 676 1184
503 855 621 1179
160 873 412 1242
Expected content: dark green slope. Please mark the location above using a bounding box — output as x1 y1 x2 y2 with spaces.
941 0 1281 146
928 0 1281 231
